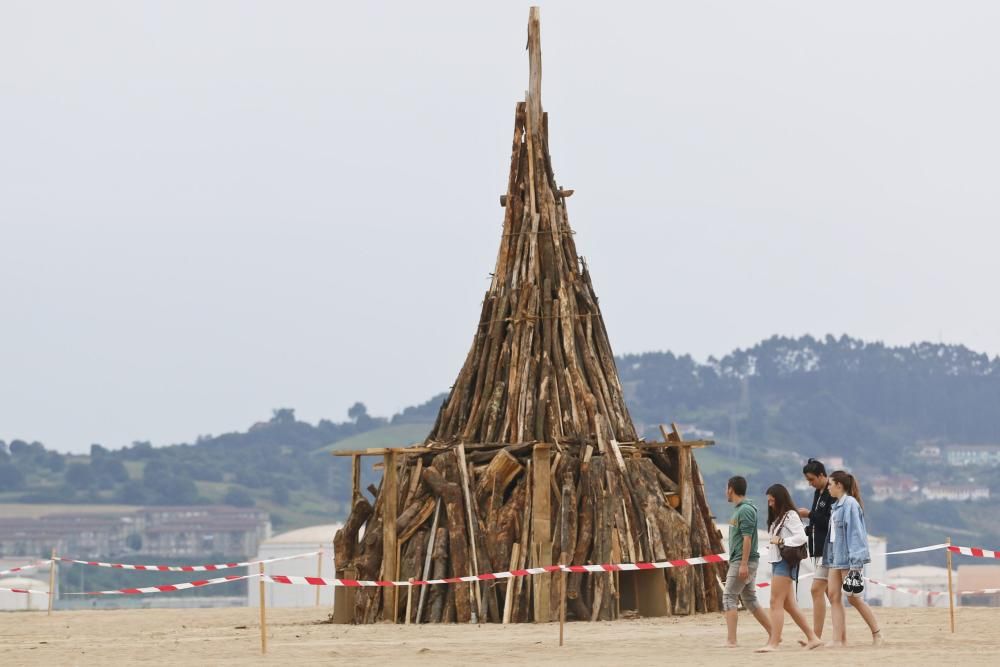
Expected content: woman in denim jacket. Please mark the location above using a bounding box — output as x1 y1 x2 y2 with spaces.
823 471 883 647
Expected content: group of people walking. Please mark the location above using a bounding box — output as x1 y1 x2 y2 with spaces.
722 459 884 650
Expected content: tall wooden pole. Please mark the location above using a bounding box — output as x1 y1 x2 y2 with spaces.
946 536 955 632
383 451 399 622
258 562 267 655
406 578 414 625
531 443 552 622
558 552 568 646
47 548 56 616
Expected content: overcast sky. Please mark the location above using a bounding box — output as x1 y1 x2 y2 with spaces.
2 1 998 453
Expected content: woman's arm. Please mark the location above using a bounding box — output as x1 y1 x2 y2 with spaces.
847 500 870 569
781 511 808 547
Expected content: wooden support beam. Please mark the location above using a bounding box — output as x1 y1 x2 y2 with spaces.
333 446 431 457
456 444 485 621
351 454 361 501
382 451 399 622
531 442 552 622
634 439 714 450
526 6 543 143
660 425 695 527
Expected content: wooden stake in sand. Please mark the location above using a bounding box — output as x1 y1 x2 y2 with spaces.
315 545 323 607
946 536 955 633
258 562 267 655
559 551 568 646
47 548 56 616
406 578 415 625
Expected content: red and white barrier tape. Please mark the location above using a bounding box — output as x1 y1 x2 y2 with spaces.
0 561 49 577
865 577 945 597
885 544 948 556
45 541 1000 597
260 553 730 588
58 550 321 572
0 586 50 596
865 577 1000 598
66 574 254 596
948 545 999 559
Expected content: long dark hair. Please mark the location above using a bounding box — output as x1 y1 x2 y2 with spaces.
766 483 797 530
830 470 864 511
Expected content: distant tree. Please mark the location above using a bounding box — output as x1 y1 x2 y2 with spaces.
65 463 94 489
0 463 25 489
90 443 109 459
43 451 66 472
129 441 154 459
271 483 290 506
347 402 368 421
153 476 199 505
224 486 255 507
94 458 129 483
117 481 148 504
271 408 296 425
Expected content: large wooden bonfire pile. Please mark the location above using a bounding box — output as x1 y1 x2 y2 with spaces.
333 8 725 625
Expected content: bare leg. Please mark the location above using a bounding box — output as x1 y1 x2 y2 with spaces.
811 578 827 638
725 609 739 647
757 575 789 651
827 570 847 646
751 605 772 635
784 589 823 648
847 594 883 645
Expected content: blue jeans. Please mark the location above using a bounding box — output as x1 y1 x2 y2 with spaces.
772 559 799 581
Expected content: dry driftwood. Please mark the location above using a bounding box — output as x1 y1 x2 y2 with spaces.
339 7 722 625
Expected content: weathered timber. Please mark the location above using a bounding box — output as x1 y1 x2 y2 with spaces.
341 6 721 625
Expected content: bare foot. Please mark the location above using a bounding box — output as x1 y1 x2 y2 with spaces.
872 629 885 647
804 638 824 650
827 640 845 649
755 645 780 653
720 643 739 648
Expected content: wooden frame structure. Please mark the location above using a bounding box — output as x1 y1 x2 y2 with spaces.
331 8 725 624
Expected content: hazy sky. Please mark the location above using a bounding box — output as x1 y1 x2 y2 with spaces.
2 1 998 453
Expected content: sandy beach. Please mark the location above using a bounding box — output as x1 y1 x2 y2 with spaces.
1 606 998 666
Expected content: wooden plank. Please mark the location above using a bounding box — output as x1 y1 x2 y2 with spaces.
456 444 485 621
634 439 714 450
415 500 440 623
527 7 542 133
351 454 361 501
531 443 552 622
503 542 520 624
333 447 431 457
382 451 399 622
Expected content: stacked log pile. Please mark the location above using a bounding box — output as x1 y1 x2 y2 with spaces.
333 8 726 624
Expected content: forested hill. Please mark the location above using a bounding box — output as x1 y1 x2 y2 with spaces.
620 335 1000 460
2 335 999 542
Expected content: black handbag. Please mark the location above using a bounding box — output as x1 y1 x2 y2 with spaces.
776 513 808 565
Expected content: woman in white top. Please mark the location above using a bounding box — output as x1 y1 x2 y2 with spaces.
757 483 823 652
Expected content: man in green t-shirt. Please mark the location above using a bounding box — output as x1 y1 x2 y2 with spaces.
722 476 772 647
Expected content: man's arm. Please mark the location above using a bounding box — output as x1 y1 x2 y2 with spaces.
739 534 751 580
797 508 810 518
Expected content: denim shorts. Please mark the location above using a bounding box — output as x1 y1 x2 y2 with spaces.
772 559 799 581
